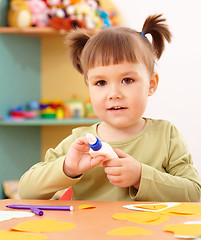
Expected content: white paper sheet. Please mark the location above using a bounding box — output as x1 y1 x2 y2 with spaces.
123 202 181 212
0 211 34 221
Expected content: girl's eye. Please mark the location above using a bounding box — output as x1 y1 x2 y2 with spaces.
122 78 134 84
95 80 107 86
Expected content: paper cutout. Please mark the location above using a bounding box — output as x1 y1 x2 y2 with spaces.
0 211 34 221
112 211 169 225
12 219 76 233
0 230 47 240
185 221 201 224
174 235 199 239
78 205 95 210
164 223 201 237
135 204 167 210
161 203 201 217
123 202 180 212
107 226 152 236
173 221 201 238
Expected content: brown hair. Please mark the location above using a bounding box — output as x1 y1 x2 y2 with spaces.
67 14 172 80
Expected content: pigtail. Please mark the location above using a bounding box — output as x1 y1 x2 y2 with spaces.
66 29 90 74
142 14 172 60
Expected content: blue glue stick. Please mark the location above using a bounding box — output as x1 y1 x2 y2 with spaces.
86 133 118 160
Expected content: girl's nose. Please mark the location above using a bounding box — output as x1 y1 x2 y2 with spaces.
107 84 122 100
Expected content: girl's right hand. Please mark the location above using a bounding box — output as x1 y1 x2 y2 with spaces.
63 136 106 178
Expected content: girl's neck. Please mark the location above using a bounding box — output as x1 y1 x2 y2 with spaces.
97 118 146 142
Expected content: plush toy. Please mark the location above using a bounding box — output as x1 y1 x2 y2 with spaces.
48 16 84 32
47 0 62 17
67 0 101 29
8 0 32 28
27 0 50 27
97 8 111 28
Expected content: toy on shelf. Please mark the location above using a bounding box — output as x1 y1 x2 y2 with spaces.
4 105 37 121
41 99 65 119
40 99 64 119
7 0 121 31
8 0 32 29
41 106 56 118
27 0 50 27
28 100 40 117
2 96 97 121
65 95 85 118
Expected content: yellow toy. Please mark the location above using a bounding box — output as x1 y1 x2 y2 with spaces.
8 0 32 28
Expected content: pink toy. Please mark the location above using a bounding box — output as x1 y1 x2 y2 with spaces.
27 0 50 27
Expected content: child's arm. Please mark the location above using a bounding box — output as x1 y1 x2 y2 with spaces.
18 135 105 199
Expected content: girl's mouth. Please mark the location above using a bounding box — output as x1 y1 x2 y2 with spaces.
108 106 127 111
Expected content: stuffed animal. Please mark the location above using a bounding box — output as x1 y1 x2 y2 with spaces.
27 0 50 27
8 0 32 28
48 16 84 32
47 0 62 17
67 0 101 29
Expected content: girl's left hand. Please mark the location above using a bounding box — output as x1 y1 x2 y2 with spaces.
102 148 142 189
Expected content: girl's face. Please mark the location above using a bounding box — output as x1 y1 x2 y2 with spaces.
87 62 158 131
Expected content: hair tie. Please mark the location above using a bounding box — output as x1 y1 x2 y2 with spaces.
141 32 146 37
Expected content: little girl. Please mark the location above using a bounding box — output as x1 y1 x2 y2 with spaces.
19 14 201 201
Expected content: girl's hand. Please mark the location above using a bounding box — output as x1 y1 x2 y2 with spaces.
63 137 106 178
102 148 142 189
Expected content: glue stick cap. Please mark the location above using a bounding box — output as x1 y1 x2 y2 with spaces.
86 133 102 151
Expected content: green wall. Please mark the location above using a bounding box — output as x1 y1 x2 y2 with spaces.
0 1 41 198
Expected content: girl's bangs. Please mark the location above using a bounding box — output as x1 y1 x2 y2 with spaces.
82 27 154 74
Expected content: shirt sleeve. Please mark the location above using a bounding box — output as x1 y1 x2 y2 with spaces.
130 124 201 202
18 134 82 199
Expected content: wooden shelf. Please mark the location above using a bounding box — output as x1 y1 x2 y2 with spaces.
0 118 100 126
0 27 97 37
0 27 68 37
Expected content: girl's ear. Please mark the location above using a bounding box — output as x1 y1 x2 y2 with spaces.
148 72 159 96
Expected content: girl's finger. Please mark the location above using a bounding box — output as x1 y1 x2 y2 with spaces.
91 155 106 168
102 158 122 167
113 148 129 158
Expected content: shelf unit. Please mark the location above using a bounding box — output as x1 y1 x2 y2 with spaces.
0 27 95 199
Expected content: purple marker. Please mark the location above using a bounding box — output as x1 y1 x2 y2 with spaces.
6 204 73 216
30 206 44 216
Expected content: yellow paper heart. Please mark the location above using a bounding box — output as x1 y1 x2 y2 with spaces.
107 226 152 236
12 219 76 233
113 211 168 224
161 203 201 217
0 230 47 240
164 223 201 236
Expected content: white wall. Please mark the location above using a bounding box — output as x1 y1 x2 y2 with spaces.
113 0 201 175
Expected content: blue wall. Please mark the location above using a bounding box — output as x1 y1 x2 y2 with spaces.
0 1 41 198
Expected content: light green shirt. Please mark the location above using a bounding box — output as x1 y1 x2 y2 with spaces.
19 118 201 201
